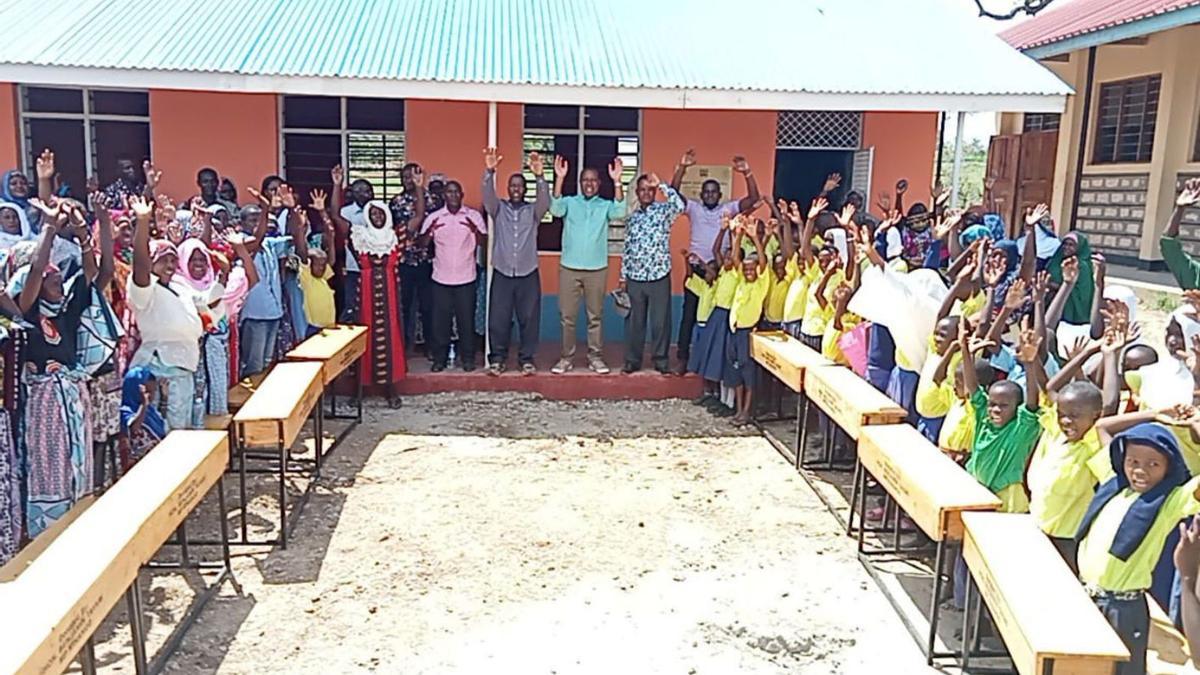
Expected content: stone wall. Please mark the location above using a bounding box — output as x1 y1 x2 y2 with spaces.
1074 173 1149 258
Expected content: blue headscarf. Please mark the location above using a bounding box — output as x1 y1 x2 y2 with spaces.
1075 423 1191 560
1 170 40 233
120 366 166 439
989 239 1030 327
958 224 992 248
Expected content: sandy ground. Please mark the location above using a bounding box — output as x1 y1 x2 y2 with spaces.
82 393 940 675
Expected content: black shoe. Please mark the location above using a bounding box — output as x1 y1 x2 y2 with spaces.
622 363 640 374
713 406 735 418
654 363 671 375
693 393 714 406
431 362 447 373
462 361 476 372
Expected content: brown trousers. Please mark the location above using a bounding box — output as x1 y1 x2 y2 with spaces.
558 265 607 360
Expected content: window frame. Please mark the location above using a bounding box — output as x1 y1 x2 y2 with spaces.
1090 74 1162 165
17 84 151 182
278 95 407 200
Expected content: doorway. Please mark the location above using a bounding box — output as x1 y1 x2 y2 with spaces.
774 149 855 205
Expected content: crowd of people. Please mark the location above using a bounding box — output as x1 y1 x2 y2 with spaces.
9 135 1200 673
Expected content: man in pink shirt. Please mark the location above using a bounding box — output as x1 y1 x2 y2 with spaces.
419 181 488 371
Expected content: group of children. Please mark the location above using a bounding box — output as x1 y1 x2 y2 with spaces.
682 174 1200 674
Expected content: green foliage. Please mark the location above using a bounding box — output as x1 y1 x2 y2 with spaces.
936 138 987 209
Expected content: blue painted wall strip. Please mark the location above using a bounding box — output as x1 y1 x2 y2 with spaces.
1025 6 1200 60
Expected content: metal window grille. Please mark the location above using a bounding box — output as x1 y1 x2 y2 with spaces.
776 111 862 150
1023 113 1061 132
1092 74 1161 165
280 96 406 200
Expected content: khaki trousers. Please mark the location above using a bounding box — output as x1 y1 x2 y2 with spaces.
559 265 607 360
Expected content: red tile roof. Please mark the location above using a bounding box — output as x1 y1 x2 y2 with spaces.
1000 0 1200 50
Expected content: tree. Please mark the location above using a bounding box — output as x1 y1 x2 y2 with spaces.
973 0 1057 20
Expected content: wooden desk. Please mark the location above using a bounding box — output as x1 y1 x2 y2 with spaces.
805 365 907 440
285 325 367 386
751 332 830 393
227 370 269 410
856 424 1002 665
233 361 323 450
0 430 228 675
961 512 1130 675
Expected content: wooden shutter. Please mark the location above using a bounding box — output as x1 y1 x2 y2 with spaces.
986 134 1022 227
1015 130 1059 218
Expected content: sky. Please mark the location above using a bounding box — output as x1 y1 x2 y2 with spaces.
935 0 1072 143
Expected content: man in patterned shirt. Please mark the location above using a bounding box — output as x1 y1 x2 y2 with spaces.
389 163 435 355
620 172 685 374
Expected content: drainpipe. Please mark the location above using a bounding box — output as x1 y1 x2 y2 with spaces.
935 112 946 183
950 111 966 207
1067 46 1097 232
485 101 497 357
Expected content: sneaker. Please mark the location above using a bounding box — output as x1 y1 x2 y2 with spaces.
521 362 537 376
589 359 611 375
486 362 505 377
692 393 714 406
621 363 640 374
431 362 447 373
654 363 672 375
462 361 476 372
551 359 573 375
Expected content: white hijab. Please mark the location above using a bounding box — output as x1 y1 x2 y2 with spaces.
350 200 399 257
0 201 32 249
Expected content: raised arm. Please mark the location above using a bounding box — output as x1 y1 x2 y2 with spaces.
1089 255 1106 340
90 192 116 290
1046 341 1102 399
529 152 550 221
713 215 729 265
733 156 760 214
551 155 568 201
1014 318 1043 411
1163 179 1200 289
939 258 979 320
800 197 826 266
608 159 625 204
894 179 907 217
1166 178 1200 239
64 202 99 284
1174 521 1200 661
279 186 308 260
670 148 694 191
1019 204 1047 282
749 221 766 273
18 205 60 314
819 173 842 199
482 147 502 218
1100 323 1133 415
958 319 980 394
777 199 796 263
731 220 747 268
34 149 55 202
931 341 962 386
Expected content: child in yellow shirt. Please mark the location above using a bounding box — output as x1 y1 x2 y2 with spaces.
724 224 770 427
681 249 719 406
689 218 742 418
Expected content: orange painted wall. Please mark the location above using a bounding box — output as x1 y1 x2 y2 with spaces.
149 90 279 204
862 111 939 206
0 83 19 171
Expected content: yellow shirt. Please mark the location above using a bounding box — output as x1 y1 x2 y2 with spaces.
713 268 740 310
1026 401 1112 538
684 274 716 324
953 291 987 319
916 345 958 418
782 259 813 324
1170 425 1200 476
939 397 975 453
801 264 842 337
1078 476 1200 591
821 313 860 365
764 260 798 323
996 483 1030 514
298 264 336 328
729 269 771 330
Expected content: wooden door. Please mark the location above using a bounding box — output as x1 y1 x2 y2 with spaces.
986 134 1022 228
1015 130 1059 218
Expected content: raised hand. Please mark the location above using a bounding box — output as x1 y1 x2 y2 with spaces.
608 158 624 182
731 155 751 175
1004 277 1028 310
128 195 153 219
1031 270 1049 301
1066 336 1091 362
1178 178 1200 207
35 148 55 180
955 260 978 285
310 188 327 212
483 147 502 170
983 253 1007 286
679 148 696 168
29 197 64 226
808 196 829 221
895 179 908 196
527 151 544 176
643 172 662 189
837 203 856 227
932 182 951 207
411 165 425 187
1062 256 1079 284
833 283 852 306
1025 202 1050 228
1100 298 1130 334
553 155 569 178
823 173 842 194
279 183 298 208
1014 317 1042 363
88 190 111 215
331 164 345 187
143 160 162 191
1092 252 1107 284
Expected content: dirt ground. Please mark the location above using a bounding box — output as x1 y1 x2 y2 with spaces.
85 393 938 674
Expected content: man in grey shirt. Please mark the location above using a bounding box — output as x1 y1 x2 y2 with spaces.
482 148 550 375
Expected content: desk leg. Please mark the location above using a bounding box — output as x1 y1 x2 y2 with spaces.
892 498 902 553
217 474 231 570
926 539 947 664
278 420 287 550
314 403 324 477
178 519 191 567
237 423 248 545
961 576 975 670
797 397 810 470
126 582 148 675
78 636 97 675
356 362 364 423
847 459 862 537
856 463 869 553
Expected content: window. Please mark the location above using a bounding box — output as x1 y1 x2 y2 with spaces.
1023 113 1061 132
522 105 640 252
281 96 406 201
1092 74 1161 164
19 86 150 200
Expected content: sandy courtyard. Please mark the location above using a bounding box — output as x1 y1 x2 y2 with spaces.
120 393 938 674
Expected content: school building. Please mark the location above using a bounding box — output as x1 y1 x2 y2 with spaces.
997 0 1200 268
0 0 1067 342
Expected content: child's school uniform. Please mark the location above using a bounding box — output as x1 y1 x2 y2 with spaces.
780 258 808 339
951 290 987 319
297 264 336 332
723 269 771 389
886 348 922 426
865 323 896 393
689 268 739 382
965 387 1041 513
938 396 974 454
821 311 860 366
915 344 959 444
684 274 716 374
1076 424 1200 675
1027 398 1112 564
799 262 840 352
763 261 797 328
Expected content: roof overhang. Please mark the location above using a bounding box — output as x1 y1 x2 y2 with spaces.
0 64 1068 114
1025 4 1200 59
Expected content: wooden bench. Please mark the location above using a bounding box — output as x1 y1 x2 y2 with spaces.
800 364 906 470
0 430 231 675
856 423 1003 664
232 360 324 548
960 512 1130 674
285 324 368 449
228 370 269 411
751 332 832 465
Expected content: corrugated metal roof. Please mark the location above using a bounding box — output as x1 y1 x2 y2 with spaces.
1000 0 1200 50
0 0 1069 105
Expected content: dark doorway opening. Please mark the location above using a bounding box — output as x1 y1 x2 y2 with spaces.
773 149 854 206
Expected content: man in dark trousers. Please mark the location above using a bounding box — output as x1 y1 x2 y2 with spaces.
481 147 550 375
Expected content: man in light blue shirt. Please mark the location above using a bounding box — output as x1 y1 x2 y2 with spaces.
548 155 626 374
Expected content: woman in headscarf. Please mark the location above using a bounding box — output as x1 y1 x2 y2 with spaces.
2 169 40 232
1047 232 1095 325
119 366 166 464
174 236 258 422
329 198 407 408
0 201 32 250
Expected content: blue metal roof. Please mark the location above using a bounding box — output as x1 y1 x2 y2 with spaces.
0 0 1071 109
